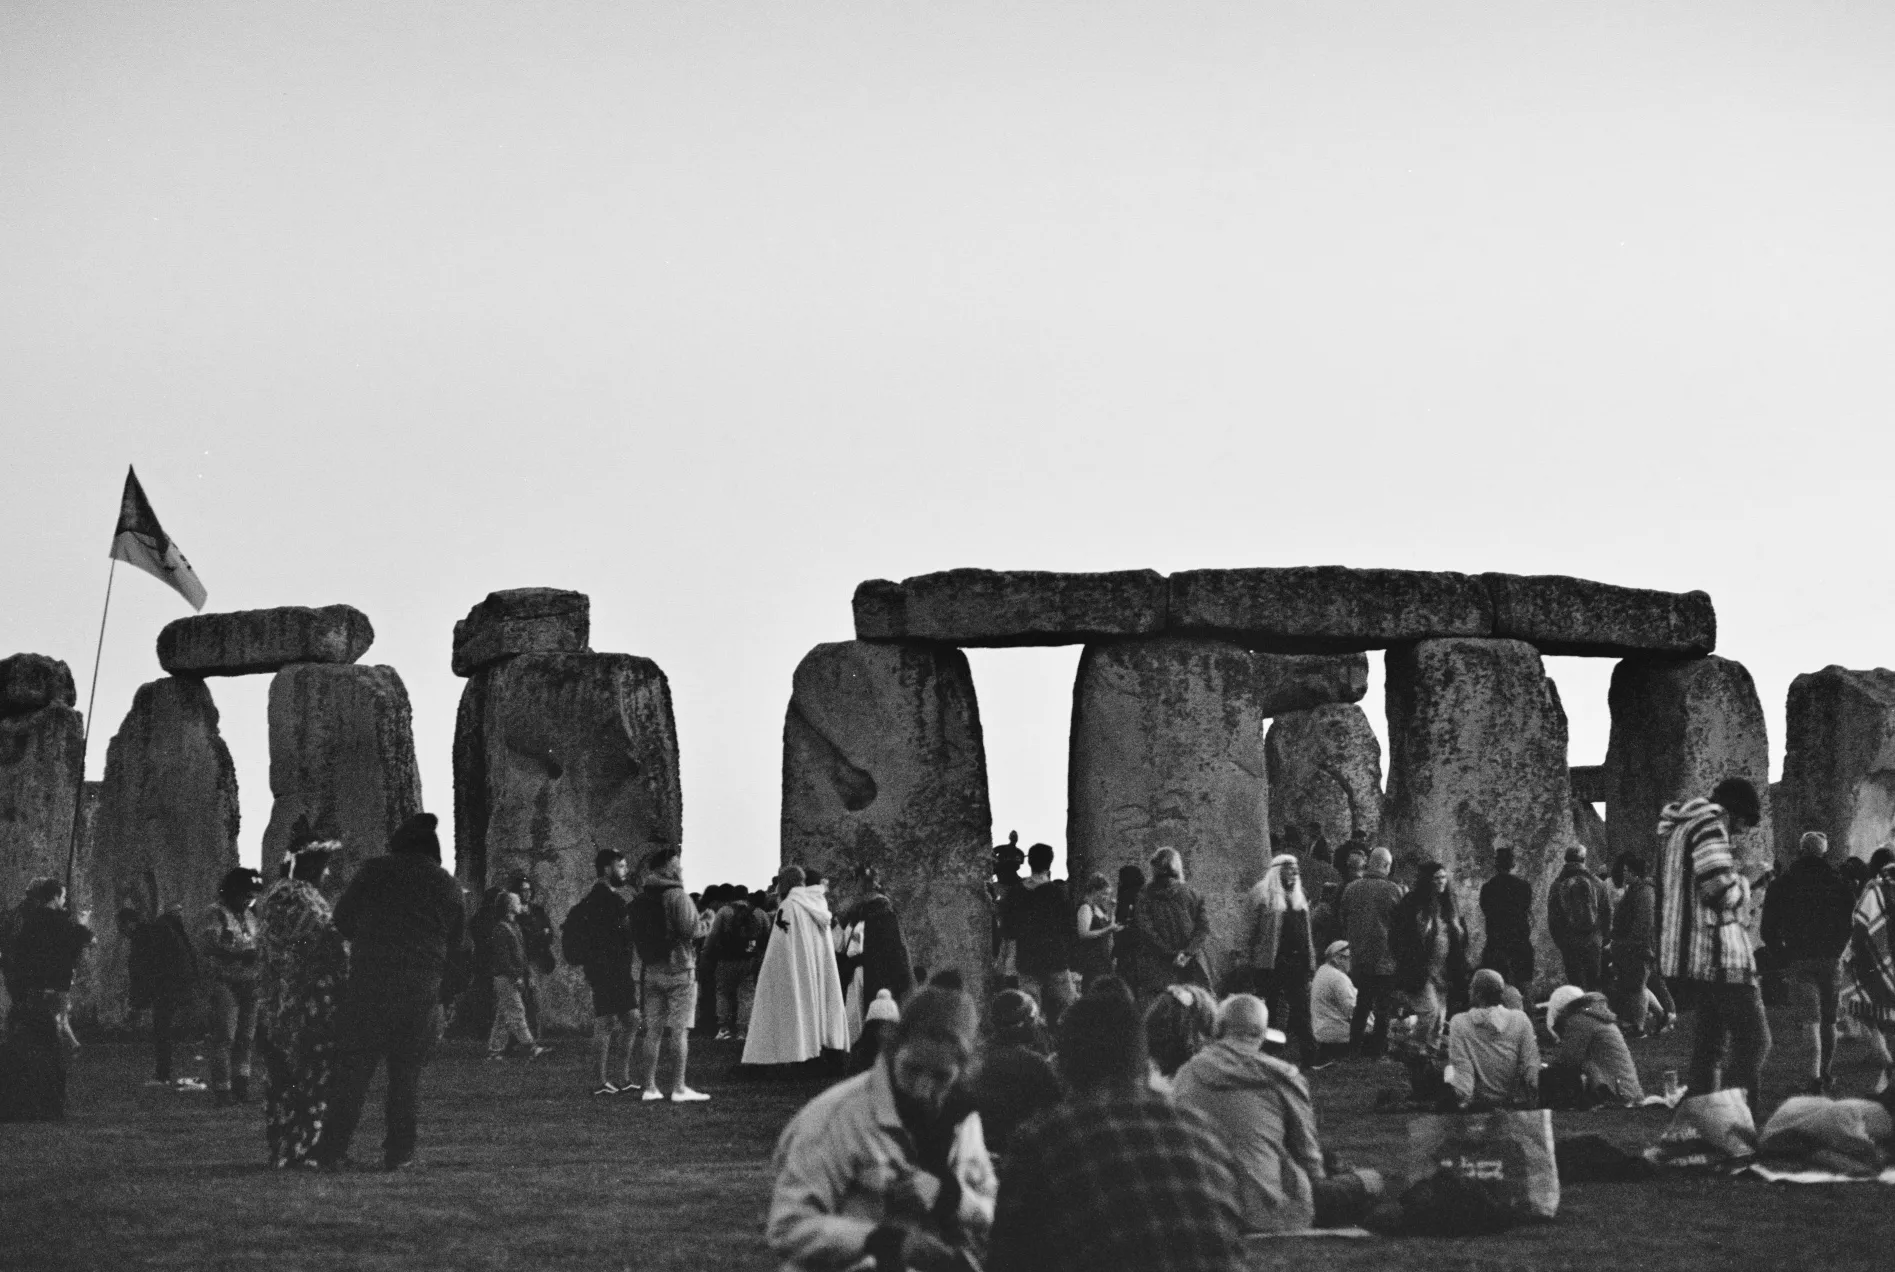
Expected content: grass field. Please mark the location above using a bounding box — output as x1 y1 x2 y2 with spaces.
3 1011 1892 1271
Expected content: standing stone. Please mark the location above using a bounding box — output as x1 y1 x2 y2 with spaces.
1264 704 1384 851
1604 656 1773 873
1383 639 1579 988
1778 666 1895 862
1068 638 1367 988
0 656 84 909
86 677 239 1028
782 642 992 988
456 652 681 1030
264 665 421 893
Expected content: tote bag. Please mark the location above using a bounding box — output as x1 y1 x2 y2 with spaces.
1407 1109 1560 1220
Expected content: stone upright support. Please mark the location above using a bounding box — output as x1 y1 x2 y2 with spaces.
1604 655 1773 871
1777 665 1895 862
1383 638 1579 987
457 652 682 1029
782 641 992 988
264 664 422 892
0 655 84 912
1067 638 1366 989
86 676 240 1027
1264 703 1384 851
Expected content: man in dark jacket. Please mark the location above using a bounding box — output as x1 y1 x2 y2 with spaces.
1762 831 1858 1093
998 843 1075 1023
1 878 94 1121
631 846 710 1103
1478 848 1535 993
318 813 468 1172
509 874 557 1038
1547 846 1612 992
570 849 638 1094
117 905 199 1086
1609 854 1666 1035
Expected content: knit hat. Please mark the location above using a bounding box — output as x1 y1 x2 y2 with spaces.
1800 830 1830 857
990 989 1040 1032
388 812 441 859
1545 984 1585 1037
865 989 900 1025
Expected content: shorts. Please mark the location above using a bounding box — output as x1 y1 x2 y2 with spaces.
640 967 697 1032
587 964 639 1019
1787 957 1840 1026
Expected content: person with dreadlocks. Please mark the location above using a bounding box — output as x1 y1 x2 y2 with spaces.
1241 854 1317 1063
198 865 267 1107
1656 777 1771 1115
256 819 349 1167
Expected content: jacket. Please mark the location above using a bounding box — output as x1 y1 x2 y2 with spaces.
1130 876 1211 989
1310 963 1357 1046
1611 877 1657 959
1388 892 1468 996
1656 798 1755 983
197 902 262 988
1338 877 1403 978
5 908 94 995
332 851 469 993
127 912 197 1008
1762 855 1855 963
1479 873 1535 954
1548 862 1612 949
836 893 915 1004
637 875 699 976
1446 1005 1540 1107
570 881 632 975
489 919 528 981
1241 888 1312 975
1551 993 1643 1105
1171 1038 1323 1233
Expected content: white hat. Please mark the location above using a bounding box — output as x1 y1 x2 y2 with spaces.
1544 985 1585 1037
865 989 900 1025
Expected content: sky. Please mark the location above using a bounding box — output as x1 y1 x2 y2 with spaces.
4 1 1893 889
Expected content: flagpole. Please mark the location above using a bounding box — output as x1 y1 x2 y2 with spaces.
66 558 117 903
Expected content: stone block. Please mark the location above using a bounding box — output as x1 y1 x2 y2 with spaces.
157 605 373 676
1383 638 1579 990
1264 704 1384 852
1482 573 1715 657
1569 765 1609 804
853 569 1168 647
1166 567 1493 652
1603 655 1773 872
85 677 239 1028
0 653 77 716
1778 665 1895 862
0 696 83 912
451 588 590 677
782 642 992 986
264 664 422 893
1068 638 1366 984
456 652 681 1030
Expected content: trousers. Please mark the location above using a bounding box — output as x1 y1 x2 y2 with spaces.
1685 980 1772 1114
321 976 442 1167
207 981 258 1091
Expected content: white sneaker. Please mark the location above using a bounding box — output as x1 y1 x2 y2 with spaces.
641 1087 665 1102
669 1087 711 1103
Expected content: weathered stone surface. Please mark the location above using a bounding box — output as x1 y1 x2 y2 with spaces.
1569 765 1609 804
1572 793 1610 861
1264 704 1384 851
456 652 681 1029
0 653 78 715
264 665 421 893
1383 639 1579 991
0 687 83 911
158 604 373 676
451 588 590 677
1603 655 1773 873
782 642 992 986
1068 638 1366 986
85 677 239 1028
1777 666 1895 863
1166 567 1493 653
1482 574 1715 657
853 569 1167 647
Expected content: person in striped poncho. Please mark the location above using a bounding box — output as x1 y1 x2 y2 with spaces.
1655 777 1771 1115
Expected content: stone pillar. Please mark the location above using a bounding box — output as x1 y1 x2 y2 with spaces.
1778 665 1895 862
1068 638 1366 989
86 676 240 1027
1264 703 1384 851
1383 638 1579 987
782 641 992 989
457 652 681 1030
264 664 422 892
0 655 84 912
1604 655 1773 871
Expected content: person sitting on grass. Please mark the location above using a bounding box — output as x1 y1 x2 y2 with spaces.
968 989 1063 1154
767 986 994 1272
1545 984 1644 1107
1445 968 1540 1110
1142 981 1218 1092
1172 994 1385 1233
1309 940 1357 1067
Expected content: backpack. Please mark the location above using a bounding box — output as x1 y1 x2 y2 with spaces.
713 902 758 961
628 887 677 965
1554 873 1598 941
560 900 595 968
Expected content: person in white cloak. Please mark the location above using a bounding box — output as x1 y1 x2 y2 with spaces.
743 867 851 1066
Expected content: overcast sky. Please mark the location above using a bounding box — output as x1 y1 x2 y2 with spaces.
5 2 1892 888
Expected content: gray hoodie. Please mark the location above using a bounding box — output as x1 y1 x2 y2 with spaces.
1171 1038 1323 1232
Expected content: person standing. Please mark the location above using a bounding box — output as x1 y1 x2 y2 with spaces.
1847 849 1895 1095
117 903 199 1088
485 892 549 1063
1609 854 1668 1035
256 838 348 1168
1241 854 1316 1063
1339 847 1403 1056
629 845 709 1102
743 866 851 1067
1548 845 1612 992
1478 848 1536 993
1129 847 1212 1001
567 849 639 1095
1111 864 1145 984
998 843 1076 1023
1070 873 1121 992
508 874 557 1040
1657 777 1771 1115
1762 830 1856 1094
198 866 266 1107
1389 860 1467 1057
704 887 765 1042
1 878 93 1115
318 813 469 1172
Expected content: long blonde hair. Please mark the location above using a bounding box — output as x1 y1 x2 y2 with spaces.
1258 853 1307 914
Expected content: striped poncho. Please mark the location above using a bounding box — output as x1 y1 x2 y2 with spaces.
1846 871 1895 1027
1655 798 1755 984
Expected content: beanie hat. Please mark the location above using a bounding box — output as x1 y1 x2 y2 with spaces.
388 812 441 859
990 989 1040 1031
865 989 900 1025
1545 984 1586 1037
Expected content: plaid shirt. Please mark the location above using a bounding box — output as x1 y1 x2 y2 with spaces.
990 1088 1245 1272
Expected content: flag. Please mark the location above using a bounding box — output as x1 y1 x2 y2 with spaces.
109 466 208 610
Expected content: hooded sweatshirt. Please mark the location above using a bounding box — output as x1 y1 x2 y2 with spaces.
1171 1037 1323 1232
1445 1004 1540 1108
1655 798 1753 983
1552 993 1643 1105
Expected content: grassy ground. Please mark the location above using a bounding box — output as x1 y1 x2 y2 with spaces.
2 1010 1892 1271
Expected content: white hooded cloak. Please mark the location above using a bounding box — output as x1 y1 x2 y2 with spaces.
742 885 850 1065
